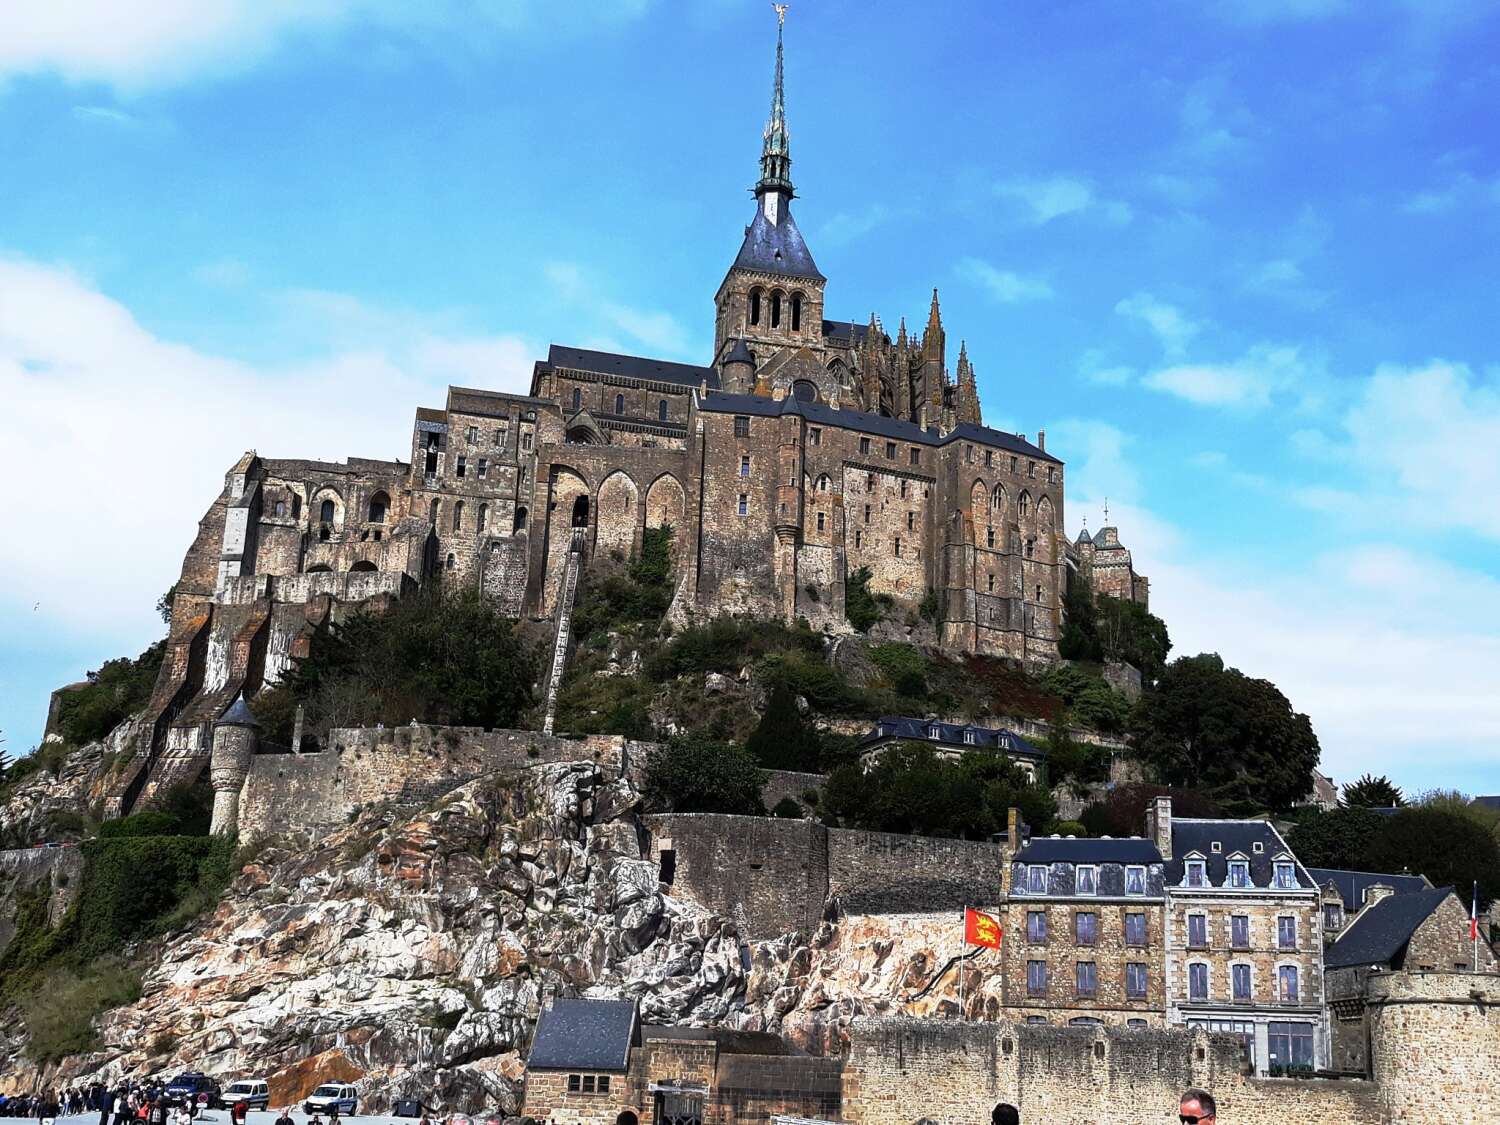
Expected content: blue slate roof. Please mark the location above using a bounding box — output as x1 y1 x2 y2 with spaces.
1325 886 1454 969
1306 868 1431 913
860 716 1044 760
822 320 872 345
544 345 719 389
216 696 259 728
527 999 638 1071
1015 836 1163 865
731 201 824 282
1165 819 1313 890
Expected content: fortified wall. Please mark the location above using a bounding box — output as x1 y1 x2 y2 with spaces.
843 971 1500 1124
640 812 1007 938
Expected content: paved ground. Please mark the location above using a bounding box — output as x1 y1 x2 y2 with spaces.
46 1112 481 1125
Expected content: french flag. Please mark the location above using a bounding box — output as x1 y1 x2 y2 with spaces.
1473 882 1481 943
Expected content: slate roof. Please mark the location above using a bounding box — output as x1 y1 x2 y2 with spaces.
731 202 824 282
860 716 1045 760
216 696 259 728
527 999 638 1071
1165 819 1314 890
1306 868 1431 913
543 345 719 389
696 392 1056 461
1325 885 1454 969
1015 836 1163 865
1473 796 1500 812
822 320 872 345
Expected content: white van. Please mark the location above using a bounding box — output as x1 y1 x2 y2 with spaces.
221 1081 270 1111
303 1085 358 1117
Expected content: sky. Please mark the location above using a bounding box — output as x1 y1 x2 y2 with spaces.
1 0 1498 797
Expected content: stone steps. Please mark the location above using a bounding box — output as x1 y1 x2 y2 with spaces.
542 528 586 735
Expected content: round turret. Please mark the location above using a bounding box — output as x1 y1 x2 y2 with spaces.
721 337 756 393
209 696 259 836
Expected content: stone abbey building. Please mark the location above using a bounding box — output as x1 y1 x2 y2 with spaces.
123 20 1147 813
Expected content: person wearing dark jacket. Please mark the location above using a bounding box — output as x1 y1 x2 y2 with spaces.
98 1087 116 1125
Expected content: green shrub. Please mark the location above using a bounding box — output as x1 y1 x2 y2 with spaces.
918 588 941 625
845 568 891 632
771 797 804 819
869 644 930 700
745 683 823 771
554 675 656 740
1036 664 1133 733
97 811 181 838
53 641 165 746
647 617 822 681
1054 820 1088 837
643 735 765 815
20 957 141 1063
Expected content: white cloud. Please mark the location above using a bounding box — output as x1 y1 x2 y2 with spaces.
819 204 898 246
543 261 693 357
1141 342 1319 411
992 175 1132 225
0 255 534 639
1046 420 1142 505
1076 348 1133 387
955 258 1053 303
1401 172 1500 215
194 259 251 288
1114 291 1201 357
0 0 655 91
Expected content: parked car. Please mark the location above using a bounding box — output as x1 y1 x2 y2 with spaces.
303 1084 358 1117
163 1074 222 1109
220 1080 270 1111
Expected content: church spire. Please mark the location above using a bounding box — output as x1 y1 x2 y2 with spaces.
756 6 794 198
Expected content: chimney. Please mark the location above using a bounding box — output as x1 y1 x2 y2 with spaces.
1007 806 1021 851
1146 795 1173 859
1038 429 1046 451
1363 883 1396 909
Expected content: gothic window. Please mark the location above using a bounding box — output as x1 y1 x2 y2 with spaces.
792 379 817 402
791 292 803 331
750 288 762 326
571 386 582 411
478 504 488 532
368 492 389 523
771 291 782 329
513 506 528 532
453 501 464 532
274 500 287 518
814 474 829 492
1018 492 1030 519
292 495 301 519
992 485 1005 511
430 498 441 525
616 393 625 414
659 399 669 421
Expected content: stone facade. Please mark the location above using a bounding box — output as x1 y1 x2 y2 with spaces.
119 19 1149 815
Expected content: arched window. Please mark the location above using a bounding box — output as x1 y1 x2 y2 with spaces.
1018 491 1030 518
291 495 302 519
430 498 441 525
350 560 377 573
791 293 803 331
445 553 456 571
273 500 287 517
367 491 389 524
478 504 488 532
306 564 332 574
993 1106 1020 1125
771 291 782 329
320 499 336 523
571 495 590 528
615 393 625 414
453 500 464 532
992 485 1006 512
750 288 762 326
571 386 582 411
658 399 669 422
513 506 528 532
816 474 831 492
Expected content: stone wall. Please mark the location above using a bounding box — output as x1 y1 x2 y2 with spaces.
827 828 1006 915
238 727 639 842
1403 893 1499 973
843 1018 1381 1125
1368 971 1500 1121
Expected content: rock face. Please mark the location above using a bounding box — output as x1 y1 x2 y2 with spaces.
0 732 125 847
2 761 1003 1112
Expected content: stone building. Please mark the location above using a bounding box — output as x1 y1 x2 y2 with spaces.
1002 833 1168 1028
1325 885 1498 1073
1147 797 1329 1073
1306 867 1431 940
1071 521 1150 607
855 717 1045 780
123 17 1146 814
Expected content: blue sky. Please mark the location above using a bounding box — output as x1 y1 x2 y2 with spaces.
2 0 1498 796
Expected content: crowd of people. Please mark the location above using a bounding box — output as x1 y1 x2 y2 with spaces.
0 1083 246 1125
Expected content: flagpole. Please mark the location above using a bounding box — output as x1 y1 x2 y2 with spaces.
959 908 965 1019
1474 881 1480 973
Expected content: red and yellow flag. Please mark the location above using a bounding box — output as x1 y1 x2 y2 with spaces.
964 907 1002 949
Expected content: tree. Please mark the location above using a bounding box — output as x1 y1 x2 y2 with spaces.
1341 774 1405 809
1036 664 1133 733
1057 574 1102 662
1285 806 1384 869
1095 596 1171 681
155 583 178 625
643 735 765 815
1365 807 1500 907
1079 783 1221 839
1131 653 1320 814
745 682 823 771
844 568 890 633
53 642 166 746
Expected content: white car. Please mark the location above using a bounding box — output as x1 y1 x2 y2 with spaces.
303 1085 358 1117
221 1081 270 1112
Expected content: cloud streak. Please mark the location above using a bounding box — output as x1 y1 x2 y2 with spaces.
956 258 1054 303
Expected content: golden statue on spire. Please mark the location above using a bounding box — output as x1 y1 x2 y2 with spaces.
773 3 788 27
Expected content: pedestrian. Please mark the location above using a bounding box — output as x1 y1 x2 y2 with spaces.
230 1100 248 1125
274 1108 295 1125
1179 1088 1217 1125
37 1091 58 1125
98 1086 116 1125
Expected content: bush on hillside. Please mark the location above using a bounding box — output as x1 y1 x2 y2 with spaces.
572 525 675 640
646 616 822 681
1078 783 1222 839
845 568 891 633
52 641 166 746
642 735 766 816
1036 664 1133 733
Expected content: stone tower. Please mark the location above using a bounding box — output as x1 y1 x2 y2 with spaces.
209 695 259 836
712 12 827 373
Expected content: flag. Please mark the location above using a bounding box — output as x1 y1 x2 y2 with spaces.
1473 882 1480 943
964 907 1002 949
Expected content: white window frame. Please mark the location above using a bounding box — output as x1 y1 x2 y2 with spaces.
1273 860 1298 889
1227 859 1250 889
1185 858 1207 888
1027 865 1049 894
1075 865 1098 896
1125 865 1146 896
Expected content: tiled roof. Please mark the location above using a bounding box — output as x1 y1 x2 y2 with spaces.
1015 836 1163 865
1325 886 1453 969
859 715 1044 759
544 345 719 389
1165 819 1313 890
731 203 824 282
527 999 638 1071
1306 868 1431 913
822 320 872 344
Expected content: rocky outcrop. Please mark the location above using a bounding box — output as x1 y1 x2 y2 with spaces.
1 761 1003 1111
0 732 124 846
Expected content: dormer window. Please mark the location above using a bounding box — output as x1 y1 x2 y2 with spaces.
963 730 975 745
1076 866 1098 896
1228 860 1250 889
1185 859 1207 888
929 725 941 739
1026 865 1048 894
1125 866 1146 896
1273 861 1298 889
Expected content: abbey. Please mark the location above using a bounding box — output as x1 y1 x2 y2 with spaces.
126 20 1147 813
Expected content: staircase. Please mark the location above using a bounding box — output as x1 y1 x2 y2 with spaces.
542 527 587 735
